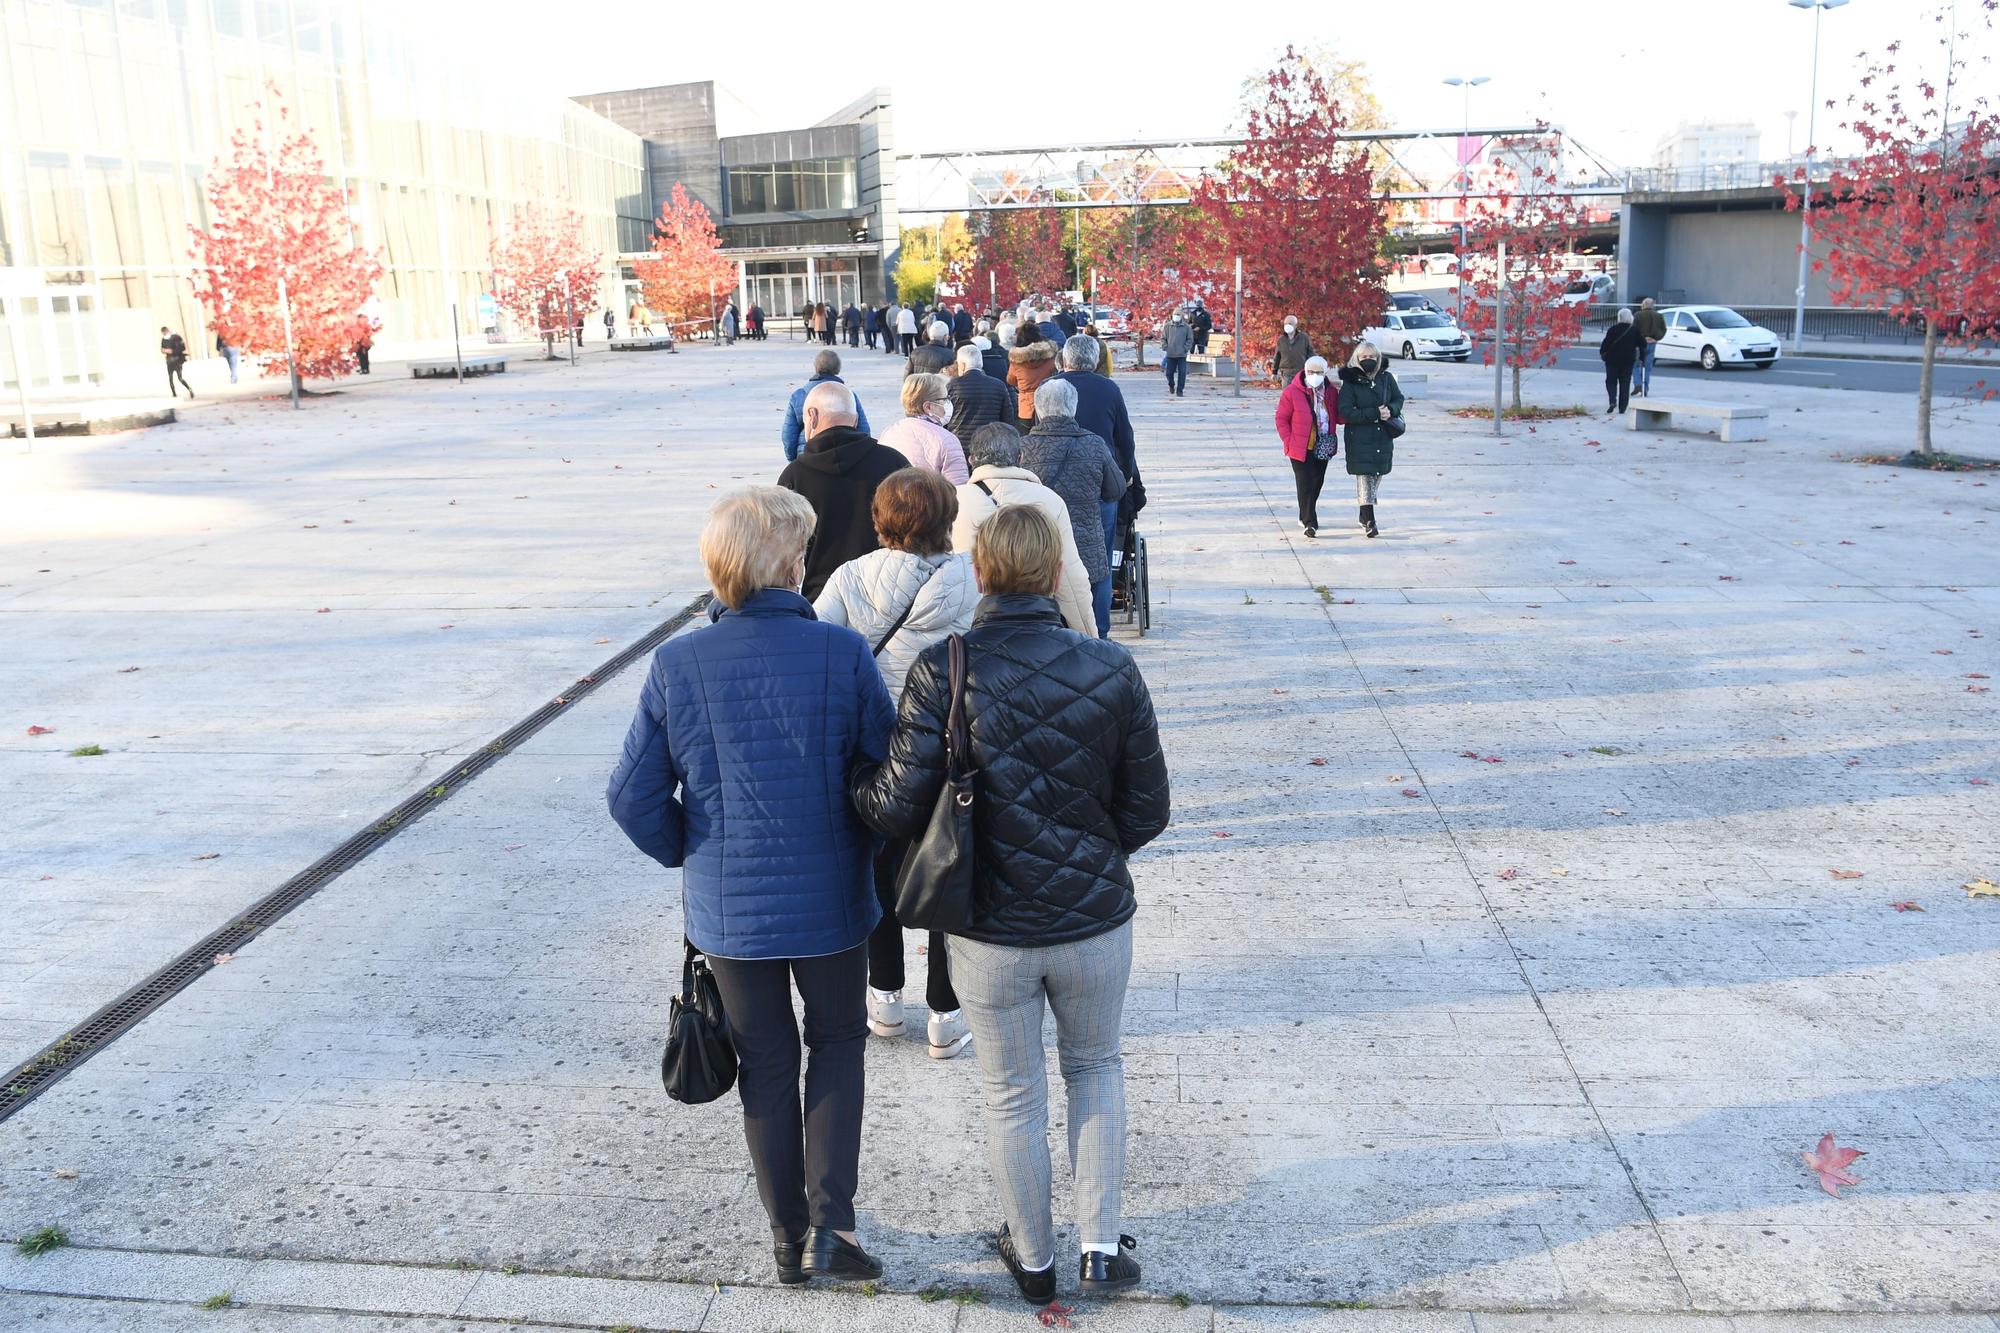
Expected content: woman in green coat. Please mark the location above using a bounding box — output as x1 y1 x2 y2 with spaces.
1335 340 1404 538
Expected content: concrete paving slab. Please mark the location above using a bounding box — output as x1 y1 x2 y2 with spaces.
3 342 1997 1325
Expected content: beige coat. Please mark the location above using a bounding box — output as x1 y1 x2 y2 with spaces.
951 465 1097 635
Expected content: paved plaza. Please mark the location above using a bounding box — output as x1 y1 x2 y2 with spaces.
3 341 1998 1331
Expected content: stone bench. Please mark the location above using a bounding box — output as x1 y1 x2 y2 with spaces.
1626 398 1768 442
1188 353 1236 377
609 337 675 352
410 355 505 379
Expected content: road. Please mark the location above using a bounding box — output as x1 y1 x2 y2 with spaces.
1448 342 1995 395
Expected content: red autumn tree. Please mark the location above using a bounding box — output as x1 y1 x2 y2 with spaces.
490 201 602 358
631 182 736 331
1098 207 1212 367
967 208 1067 310
188 86 382 401
1782 0 2000 454
1191 45 1385 378
1456 128 1592 410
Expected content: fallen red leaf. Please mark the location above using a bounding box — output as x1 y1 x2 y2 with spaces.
1718 576 1738 582
1481 755 1504 764
315 607 331 613
1308 757 1327 766
1498 868 1519 880
1802 1132 1864 1196
1829 869 1864 880
1934 649 1954 655
1890 900 1923 912
1400 788 1421 798
1558 559 1577 566
212 952 235 966
1969 674 1991 680
1036 1300 1077 1328
26 725 55 736
593 637 611 645
1212 830 1232 838
1972 777 1992 786
1460 750 1480 759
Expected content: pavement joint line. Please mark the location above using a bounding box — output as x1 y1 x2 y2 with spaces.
1222 419 1698 1310
0 590 712 1124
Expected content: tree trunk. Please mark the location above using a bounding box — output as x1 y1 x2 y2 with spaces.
1134 333 1148 369
1510 354 1523 412
1915 318 1937 456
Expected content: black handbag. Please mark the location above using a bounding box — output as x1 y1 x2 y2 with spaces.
661 937 737 1104
893 634 979 932
1385 414 1407 439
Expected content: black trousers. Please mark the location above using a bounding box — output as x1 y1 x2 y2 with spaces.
1290 454 1330 528
1605 367 1632 413
866 839 957 1012
706 942 867 1241
166 360 192 395
900 332 916 354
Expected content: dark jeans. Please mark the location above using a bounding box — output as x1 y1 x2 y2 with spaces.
355 343 370 374
900 332 916 354
865 329 877 348
1290 454 1330 528
706 942 868 1240
867 840 957 1012
846 327 859 346
1162 356 1187 395
1605 366 1633 413
165 360 192 396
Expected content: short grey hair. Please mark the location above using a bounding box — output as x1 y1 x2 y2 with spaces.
1303 355 1329 374
954 344 983 373
1616 307 1634 324
996 320 1018 346
1061 334 1100 371
812 349 841 378
928 320 951 343
802 379 856 421
967 423 1023 470
1033 377 1078 419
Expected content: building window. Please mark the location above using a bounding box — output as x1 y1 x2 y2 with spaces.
726 158 858 217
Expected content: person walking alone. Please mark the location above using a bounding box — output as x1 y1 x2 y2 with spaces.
607 485 892 1288
160 327 194 397
1158 309 1193 398
853 503 1171 1306
216 332 239 384
603 308 616 341
1336 341 1404 539
1274 355 1341 538
1271 314 1312 383
1632 297 1666 397
812 468 980 1060
1599 308 1640 416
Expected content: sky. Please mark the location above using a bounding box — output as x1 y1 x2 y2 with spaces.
474 0 1991 166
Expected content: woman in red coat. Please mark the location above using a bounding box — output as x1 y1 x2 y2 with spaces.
1274 354 1341 538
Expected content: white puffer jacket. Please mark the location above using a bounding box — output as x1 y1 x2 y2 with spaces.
813 549 980 701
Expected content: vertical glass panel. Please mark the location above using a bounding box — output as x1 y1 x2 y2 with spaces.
28 152 90 276
85 157 145 269
214 0 245 36
254 0 288 46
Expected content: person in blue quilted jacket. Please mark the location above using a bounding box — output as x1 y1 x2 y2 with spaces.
607 485 895 1288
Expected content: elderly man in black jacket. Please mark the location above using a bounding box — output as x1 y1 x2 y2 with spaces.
1053 334 1144 572
946 344 1014 450
905 320 956 377
853 501 1168 1305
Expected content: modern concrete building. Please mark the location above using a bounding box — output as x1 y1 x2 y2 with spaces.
574 81 900 321
0 0 651 396
1652 121 1764 182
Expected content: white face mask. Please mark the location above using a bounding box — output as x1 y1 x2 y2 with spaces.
1284 322 1298 333
1173 313 1186 323
931 400 953 427
1305 372 1325 389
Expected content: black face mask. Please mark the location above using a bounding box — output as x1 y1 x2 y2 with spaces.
1360 358 1379 373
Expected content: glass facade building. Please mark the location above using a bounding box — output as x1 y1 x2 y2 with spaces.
0 0 649 393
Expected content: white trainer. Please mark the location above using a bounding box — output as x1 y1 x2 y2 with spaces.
867 987 906 1038
927 1009 972 1059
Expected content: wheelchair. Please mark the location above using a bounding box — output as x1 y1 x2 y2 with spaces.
1110 516 1150 634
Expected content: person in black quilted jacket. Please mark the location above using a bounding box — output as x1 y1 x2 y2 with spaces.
852 503 1169 1306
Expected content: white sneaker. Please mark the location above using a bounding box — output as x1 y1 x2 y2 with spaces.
867 988 905 1038
927 1009 972 1059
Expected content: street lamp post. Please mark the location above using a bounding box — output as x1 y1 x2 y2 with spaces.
1442 76 1490 323
1788 0 1850 353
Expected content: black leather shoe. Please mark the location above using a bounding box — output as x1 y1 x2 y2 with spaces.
997 1223 1057 1305
801 1226 882 1281
773 1237 806 1285
1079 1235 1141 1295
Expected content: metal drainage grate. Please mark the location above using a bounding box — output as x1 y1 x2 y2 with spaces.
0 593 713 1124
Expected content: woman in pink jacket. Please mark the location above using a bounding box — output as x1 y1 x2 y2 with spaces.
878 373 970 484
1274 354 1341 538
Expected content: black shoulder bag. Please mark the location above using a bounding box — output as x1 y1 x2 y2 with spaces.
661 937 737 1104
893 634 979 932
872 560 950 658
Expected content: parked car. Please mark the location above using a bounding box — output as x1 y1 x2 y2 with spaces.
1559 274 1616 306
1655 305 1782 370
1389 292 1446 314
1422 253 1460 276
1364 310 1472 362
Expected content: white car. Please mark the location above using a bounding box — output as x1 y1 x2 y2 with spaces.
1365 310 1472 362
1559 274 1616 306
1656 305 1781 371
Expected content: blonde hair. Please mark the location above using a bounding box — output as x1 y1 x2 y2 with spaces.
700 486 816 610
901 371 949 416
973 502 1062 596
1347 339 1385 370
